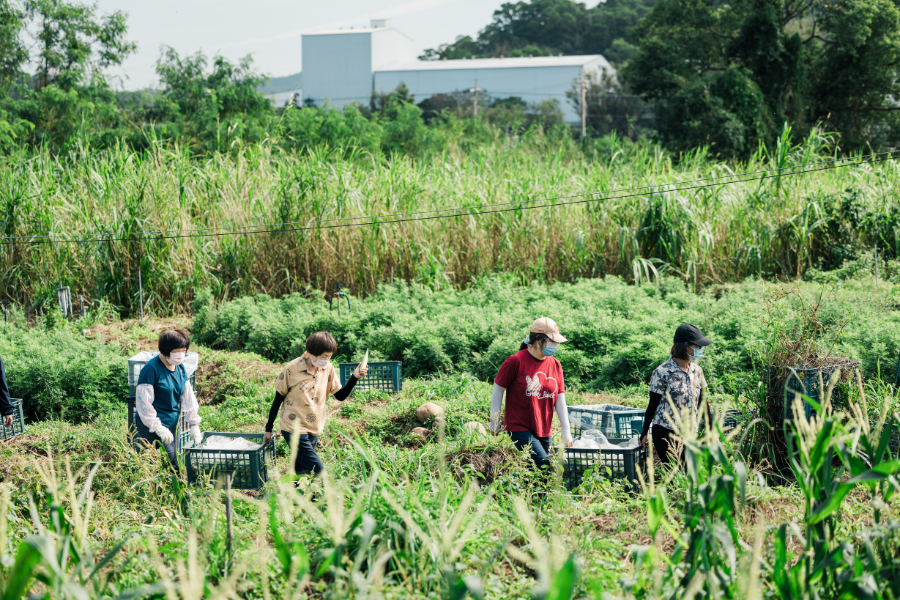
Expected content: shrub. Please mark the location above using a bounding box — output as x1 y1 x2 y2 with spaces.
0 321 127 423
191 276 900 392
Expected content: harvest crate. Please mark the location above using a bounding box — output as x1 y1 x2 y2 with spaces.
567 405 645 438
126 398 191 453
339 361 402 394
1 398 25 441
184 432 275 489
766 361 859 420
561 439 646 492
127 351 198 398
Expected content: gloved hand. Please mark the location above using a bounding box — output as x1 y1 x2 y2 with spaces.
156 427 174 445
190 425 203 446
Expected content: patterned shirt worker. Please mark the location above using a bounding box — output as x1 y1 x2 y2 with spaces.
264 330 368 477
639 323 713 463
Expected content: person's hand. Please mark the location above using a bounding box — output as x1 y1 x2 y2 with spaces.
156 428 174 445
3 414 11 428
639 435 647 450
190 425 203 446
354 364 369 378
263 431 274 443
565 439 575 448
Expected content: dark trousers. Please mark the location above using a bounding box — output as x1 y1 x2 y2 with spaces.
282 430 324 476
652 425 683 464
509 430 552 470
135 421 179 473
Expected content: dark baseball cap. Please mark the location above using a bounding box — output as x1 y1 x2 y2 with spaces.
674 323 712 346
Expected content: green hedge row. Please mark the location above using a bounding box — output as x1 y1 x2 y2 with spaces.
0 321 127 423
192 276 900 393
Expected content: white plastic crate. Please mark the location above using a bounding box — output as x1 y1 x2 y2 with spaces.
127 351 198 398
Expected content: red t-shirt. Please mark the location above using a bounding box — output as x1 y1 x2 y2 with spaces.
494 349 565 437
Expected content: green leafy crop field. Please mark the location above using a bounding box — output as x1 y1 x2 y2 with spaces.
2 275 900 599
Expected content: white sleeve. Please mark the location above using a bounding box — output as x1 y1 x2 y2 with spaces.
180 381 201 427
555 393 573 443
490 383 505 433
135 384 162 433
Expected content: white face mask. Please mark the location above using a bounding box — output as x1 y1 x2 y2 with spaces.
311 356 331 369
167 352 186 365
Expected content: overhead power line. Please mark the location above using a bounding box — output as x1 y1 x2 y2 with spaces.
4 150 895 244
2 151 897 248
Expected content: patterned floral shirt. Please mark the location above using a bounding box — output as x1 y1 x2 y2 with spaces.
274 354 342 436
649 358 707 431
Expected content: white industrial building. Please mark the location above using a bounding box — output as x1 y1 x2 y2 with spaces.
284 19 614 124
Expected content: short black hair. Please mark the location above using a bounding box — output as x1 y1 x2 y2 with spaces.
159 328 190 356
671 342 691 360
520 332 549 351
306 331 337 356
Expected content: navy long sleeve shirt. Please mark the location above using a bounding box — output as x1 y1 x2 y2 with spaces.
0 357 13 417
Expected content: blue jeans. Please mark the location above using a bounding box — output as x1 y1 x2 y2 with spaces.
509 431 553 470
135 420 179 473
281 431 323 476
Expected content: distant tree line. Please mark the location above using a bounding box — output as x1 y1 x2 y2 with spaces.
0 0 898 158
420 0 658 65
427 0 900 155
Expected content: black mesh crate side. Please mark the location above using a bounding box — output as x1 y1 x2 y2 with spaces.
561 445 645 491
1 399 25 441
184 432 274 489
567 406 645 438
339 362 402 394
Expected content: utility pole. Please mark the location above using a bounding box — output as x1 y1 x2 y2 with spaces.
469 79 482 117
578 78 587 138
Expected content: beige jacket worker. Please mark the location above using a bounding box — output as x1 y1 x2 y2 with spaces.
275 353 342 436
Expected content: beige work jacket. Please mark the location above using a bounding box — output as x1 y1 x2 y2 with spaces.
275 354 342 436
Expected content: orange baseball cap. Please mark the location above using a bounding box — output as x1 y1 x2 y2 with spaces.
529 317 568 343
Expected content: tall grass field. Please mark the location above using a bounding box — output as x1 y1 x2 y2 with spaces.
2 128 898 315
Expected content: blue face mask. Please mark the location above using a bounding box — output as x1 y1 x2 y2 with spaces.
691 346 704 360
542 342 558 357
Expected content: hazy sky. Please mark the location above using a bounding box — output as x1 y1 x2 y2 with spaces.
96 0 506 90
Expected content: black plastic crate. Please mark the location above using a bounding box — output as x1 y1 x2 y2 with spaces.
567 405 645 438
561 441 646 491
766 361 859 420
126 398 191 454
184 432 275 489
1 398 25 441
339 361 402 394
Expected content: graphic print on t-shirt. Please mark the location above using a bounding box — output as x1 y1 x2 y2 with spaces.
495 349 566 437
525 372 559 398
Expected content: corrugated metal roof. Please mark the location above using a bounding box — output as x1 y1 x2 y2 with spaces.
378 55 605 72
306 27 397 36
